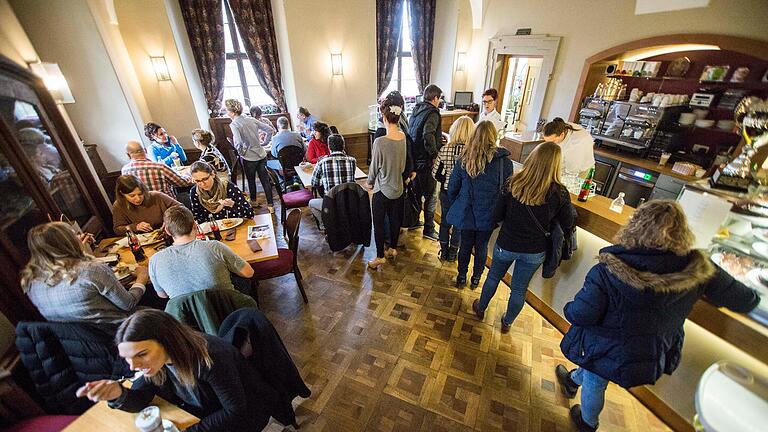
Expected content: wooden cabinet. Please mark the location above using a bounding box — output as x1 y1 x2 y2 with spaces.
0 56 112 325
440 109 478 133
499 131 545 162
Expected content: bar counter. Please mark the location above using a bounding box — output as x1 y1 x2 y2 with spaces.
437 189 767 430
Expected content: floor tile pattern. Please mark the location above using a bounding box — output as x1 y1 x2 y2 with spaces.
253 209 672 432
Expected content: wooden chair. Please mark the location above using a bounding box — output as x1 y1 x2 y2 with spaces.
250 208 308 304
266 167 312 234
277 145 305 184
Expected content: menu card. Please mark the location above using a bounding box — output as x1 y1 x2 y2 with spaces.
677 189 733 249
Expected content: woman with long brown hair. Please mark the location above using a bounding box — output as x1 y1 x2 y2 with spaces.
445 120 513 288
21 222 147 324
471 142 575 333
112 175 181 235
556 200 760 431
76 309 283 431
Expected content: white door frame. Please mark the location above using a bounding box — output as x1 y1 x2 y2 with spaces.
484 35 560 129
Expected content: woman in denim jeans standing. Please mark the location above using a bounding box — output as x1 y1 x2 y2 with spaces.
446 121 513 288
472 142 575 333
432 116 474 262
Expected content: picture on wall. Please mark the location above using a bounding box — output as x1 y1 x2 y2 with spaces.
699 65 730 82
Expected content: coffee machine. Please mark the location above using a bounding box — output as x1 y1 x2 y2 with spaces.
578 97 611 134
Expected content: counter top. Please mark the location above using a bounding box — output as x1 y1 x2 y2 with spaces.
594 147 700 182
502 131 545 144
570 192 634 242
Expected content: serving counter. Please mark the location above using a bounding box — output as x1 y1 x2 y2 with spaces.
437 186 768 430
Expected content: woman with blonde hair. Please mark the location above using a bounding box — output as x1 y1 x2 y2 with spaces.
75 309 286 431
432 115 475 261
555 200 760 431
472 142 575 333
445 120 513 288
21 222 148 324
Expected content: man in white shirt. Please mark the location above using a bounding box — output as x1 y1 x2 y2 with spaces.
476 88 506 137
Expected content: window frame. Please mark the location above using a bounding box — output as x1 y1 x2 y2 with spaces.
222 0 252 106
383 2 418 98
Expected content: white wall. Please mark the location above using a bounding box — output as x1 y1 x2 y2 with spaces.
114 0 203 148
10 0 143 171
429 0 459 100
272 0 299 123
278 0 377 133
462 0 768 124
0 0 37 67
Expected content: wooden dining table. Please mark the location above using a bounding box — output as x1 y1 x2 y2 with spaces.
294 164 367 189
99 213 279 271
62 396 199 431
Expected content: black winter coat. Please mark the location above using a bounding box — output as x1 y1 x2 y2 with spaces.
16 321 129 414
322 182 372 252
218 308 310 426
408 102 442 169
109 334 280 432
560 245 760 388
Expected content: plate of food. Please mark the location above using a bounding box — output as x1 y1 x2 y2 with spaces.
114 230 165 249
199 218 243 234
711 251 755 279
113 262 137 281
299 161 313 171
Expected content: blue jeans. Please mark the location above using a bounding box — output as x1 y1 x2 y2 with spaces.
457 229 493 280
477 245 545 325
571 368 608 428
438 190 460 250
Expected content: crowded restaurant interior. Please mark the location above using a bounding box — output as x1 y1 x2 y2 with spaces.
1 0 768 431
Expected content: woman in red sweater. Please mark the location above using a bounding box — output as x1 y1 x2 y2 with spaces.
306 121 331 163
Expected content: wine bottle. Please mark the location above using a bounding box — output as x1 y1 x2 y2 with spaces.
577 168 595 202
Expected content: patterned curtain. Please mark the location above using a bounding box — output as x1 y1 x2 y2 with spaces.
228 0 287 113
178 0 225 117
376 0 405 97
408 0 436 93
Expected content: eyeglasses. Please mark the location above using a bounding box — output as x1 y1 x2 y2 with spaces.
482 99 494 105
192 175 212 184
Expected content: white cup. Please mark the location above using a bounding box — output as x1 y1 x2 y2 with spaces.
633 130 644 139
135 406 163 432
659 153 671 166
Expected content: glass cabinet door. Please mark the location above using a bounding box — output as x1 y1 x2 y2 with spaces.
0 70 96 258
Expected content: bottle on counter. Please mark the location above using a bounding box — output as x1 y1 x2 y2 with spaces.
208 214 222 241
577 168 595 202
126 228 146 261
610 192 626 213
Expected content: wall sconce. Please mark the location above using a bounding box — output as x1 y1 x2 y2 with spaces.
456 52 467 72
331 53 343 76
29 62 75 104
150 56 171 81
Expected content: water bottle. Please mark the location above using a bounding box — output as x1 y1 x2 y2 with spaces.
610 192 626 213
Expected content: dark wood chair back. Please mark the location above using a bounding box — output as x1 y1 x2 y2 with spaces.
285 208 302 253
277 145 305 178
265 167 285 199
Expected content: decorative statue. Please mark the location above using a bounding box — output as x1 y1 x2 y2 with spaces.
711 98 768 190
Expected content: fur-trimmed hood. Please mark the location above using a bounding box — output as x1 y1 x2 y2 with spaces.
598 246 716 294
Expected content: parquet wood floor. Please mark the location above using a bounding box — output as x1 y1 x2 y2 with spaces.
253 209 673 432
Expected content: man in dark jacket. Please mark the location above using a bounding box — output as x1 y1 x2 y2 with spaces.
408 84 443 241
555 205 760 432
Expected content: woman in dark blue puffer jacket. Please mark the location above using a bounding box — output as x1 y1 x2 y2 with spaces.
557 200 761 432
446 120 513 288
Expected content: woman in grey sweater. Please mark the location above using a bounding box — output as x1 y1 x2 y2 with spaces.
367 95 413 269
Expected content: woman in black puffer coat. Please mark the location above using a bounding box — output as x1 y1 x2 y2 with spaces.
557 200 761 432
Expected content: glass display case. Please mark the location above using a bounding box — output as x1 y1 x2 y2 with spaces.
0 56 112 324
682 182 768 327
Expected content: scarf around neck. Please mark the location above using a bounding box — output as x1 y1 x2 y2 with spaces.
197 175 229 214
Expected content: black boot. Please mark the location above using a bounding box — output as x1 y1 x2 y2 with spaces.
569 405 598 432
455 275 467 288
556 364 580 398
438 242 449 261
470 275 481 289
446 246 458 262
